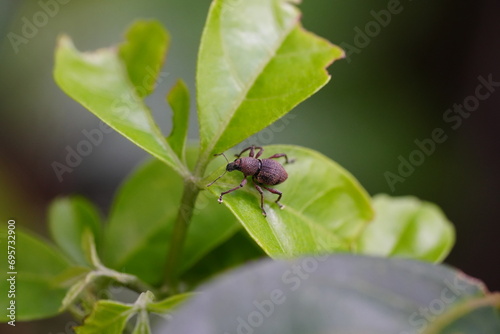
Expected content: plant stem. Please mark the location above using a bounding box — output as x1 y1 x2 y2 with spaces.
68 304 85 322
123 275 155 295
164 178 201 294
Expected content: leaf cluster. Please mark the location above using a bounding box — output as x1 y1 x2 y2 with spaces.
1 0 497 332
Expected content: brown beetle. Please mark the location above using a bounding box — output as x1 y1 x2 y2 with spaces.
207 145 293 216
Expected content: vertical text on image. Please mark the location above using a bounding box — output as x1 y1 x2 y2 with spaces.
6 219 17 326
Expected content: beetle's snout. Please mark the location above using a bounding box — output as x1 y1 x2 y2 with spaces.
226 160 240 172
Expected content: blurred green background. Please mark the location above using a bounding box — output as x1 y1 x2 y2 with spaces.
1 0 499 332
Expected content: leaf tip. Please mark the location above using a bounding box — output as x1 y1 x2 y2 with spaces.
56 34 74 50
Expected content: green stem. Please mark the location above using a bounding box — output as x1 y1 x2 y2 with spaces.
123 276 155 295
164 178 201 293
68 304 85 322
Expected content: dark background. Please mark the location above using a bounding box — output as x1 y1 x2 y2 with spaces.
1 0 499 332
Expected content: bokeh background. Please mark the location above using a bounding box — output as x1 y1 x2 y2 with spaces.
1 0 499 332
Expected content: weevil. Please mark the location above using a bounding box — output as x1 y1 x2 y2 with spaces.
207 145 293 217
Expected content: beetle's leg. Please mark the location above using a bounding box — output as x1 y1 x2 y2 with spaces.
266 153 294 164
254 146 264 158
235 145 264 158
235 146 253 158
218 178 247 203
249 145 255 157
263 186 285 209
254 184 267 216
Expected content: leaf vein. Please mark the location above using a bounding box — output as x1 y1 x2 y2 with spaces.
206 11 299 154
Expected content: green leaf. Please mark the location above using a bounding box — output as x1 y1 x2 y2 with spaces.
75 291 164 334
158 255 500 333
197 0 344 158
54 25 187 177
104 157 240 286
167 79 190 162
204 145 373 256
0 229 72 321
147 292 196 314
118 20 170 98
48 196 102 265
52 266 92 288
357 194 455 262
74 300 135 334
423 294 500 334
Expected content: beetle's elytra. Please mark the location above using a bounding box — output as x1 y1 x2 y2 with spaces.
207 145 293 217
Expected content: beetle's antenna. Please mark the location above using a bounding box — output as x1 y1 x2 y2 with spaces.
207 153 230 187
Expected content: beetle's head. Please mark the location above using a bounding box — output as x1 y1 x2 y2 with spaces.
226 159 241 172
207 152 238 187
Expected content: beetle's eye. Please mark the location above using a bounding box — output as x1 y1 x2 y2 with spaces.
227 159 241 171
226 162 236 171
